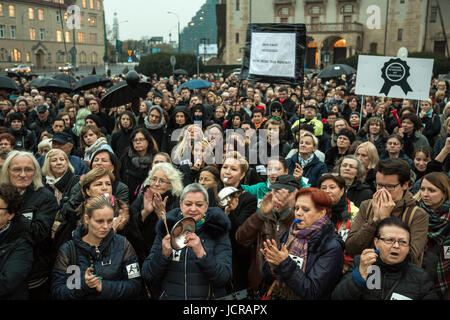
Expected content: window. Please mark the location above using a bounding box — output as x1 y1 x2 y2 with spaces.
10 26 16 39
310 6 321 15
400 0 405 3
236 0 240 11
369 42 378 54
80 51 87 64
90 33 97 43
90 0 94 9
56 51 65 63
430 7 437 23
26 52 30 63
82 0 87 8
281 17 288 23
64 12 68 23
0 4 3 16
11 49 21 62
91 52 98 64
47 53 51 64
97 0 102 10
0 48 7 61
0 25 4 39
278 7 289 16
88 15 96 26
40 29 45 40
398 28 403 41
56 11 61 22
344 15 351 24
28 8 34 20
9 5 15 17
38 9 44 21
80 13 85 26
342 5 353 13
65 31 70 42
235 32 239 44
29 28 36 40
311 16 319 24
78 32 85 43
56 30 63 42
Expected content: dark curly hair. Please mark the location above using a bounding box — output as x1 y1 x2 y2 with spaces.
0 183 22 218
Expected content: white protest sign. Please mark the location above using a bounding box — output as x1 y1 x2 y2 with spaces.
249 32 296 78
355 55 433 100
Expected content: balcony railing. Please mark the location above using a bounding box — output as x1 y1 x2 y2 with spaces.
306 22 364 33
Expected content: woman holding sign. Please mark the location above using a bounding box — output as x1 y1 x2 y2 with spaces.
332 217 437 300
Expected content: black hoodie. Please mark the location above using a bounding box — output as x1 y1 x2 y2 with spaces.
110 111 136 159
166 106 193 154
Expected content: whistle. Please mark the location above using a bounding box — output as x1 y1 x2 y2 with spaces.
294 219 302 223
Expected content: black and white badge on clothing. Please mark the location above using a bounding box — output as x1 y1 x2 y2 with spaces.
126 263 141 279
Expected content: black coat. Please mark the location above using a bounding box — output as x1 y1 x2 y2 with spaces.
8 126 37 153
43 169 80 213
262 220 345 299
331 255 438 300
325 146 350 172
0 217 34 300
110 129 133 160
21 185 58 283
346 181 374 208
142 207 232 300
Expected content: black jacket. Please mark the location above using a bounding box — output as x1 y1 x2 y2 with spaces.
0 217 34 300
346 181 374 208
51 224 142 300
21 185 58 283
8 126 37 153
119 151 154 204
262 220 345 300
110 111 136 160
43 169 80 214
142 207 232 300
331 255 438 300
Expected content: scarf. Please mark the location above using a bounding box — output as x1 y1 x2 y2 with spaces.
419 200 450 296
84 137 108 161
298 153 314 169
331 195 350 224
129 149 153 170
285 214 329 272
46 175 64 205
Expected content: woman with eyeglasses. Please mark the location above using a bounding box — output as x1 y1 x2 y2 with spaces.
0 151 58 299
0 183 34 300
119 128 158 204
128 162 183 263
332 217 438 300
414 172 450 299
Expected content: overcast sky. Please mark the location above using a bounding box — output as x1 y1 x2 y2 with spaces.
104 0 207 41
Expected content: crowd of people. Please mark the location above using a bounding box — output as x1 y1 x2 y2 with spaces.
0 68 448 300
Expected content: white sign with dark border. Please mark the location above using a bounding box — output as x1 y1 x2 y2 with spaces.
355 55 433 100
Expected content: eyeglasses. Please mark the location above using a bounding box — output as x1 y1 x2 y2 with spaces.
387 142 400 146
150 177 171 185
272 109 281 113
9 167 35 175
0 207 8 215
377 237 409 247
133 138 147 143
373 182 401 191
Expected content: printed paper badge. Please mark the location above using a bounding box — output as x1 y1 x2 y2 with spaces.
379 58 412 96
126 263 141 279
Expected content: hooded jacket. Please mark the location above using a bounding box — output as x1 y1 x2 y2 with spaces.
142 105 167 152
287 153 328 187
346 180 374 208
142 207 232 300
345 192 429 266
51 224 142 300
166 106 192 154
236 206 295 291
261 220 345 300
332 255 438 300
0 217 34 300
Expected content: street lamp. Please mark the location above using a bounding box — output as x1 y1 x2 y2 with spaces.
167 11 181 54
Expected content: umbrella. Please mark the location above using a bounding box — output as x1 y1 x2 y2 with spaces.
317 64 356 79
36 78 73 93
0 75 20 91
73 75 111 92
177 79 213 92
173 69 189 76
52 73 77 86
443 73 450 81
100 70 152 114
29 77 50 88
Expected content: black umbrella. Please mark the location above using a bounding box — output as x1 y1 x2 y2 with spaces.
317 64 356 79
73 75 111 92
100 70 152 114
52 73 78 86
29 77 50 88
36 78 73 93
0 75 20 91
173 69 189 76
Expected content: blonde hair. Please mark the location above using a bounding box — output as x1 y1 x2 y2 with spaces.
42 148 74 177
0 150 43 190
223 151 249 174
355 141 380 169
144 162 184 197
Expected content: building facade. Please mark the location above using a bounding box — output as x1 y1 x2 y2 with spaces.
0 0 105 70
180 0 218 56
218 0 449 67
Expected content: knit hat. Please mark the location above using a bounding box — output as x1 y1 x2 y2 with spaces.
9 112 24 122
337 129 355 144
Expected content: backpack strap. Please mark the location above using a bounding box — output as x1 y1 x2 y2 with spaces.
401 205 418 228
68 240 76 265
366 200 374 222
